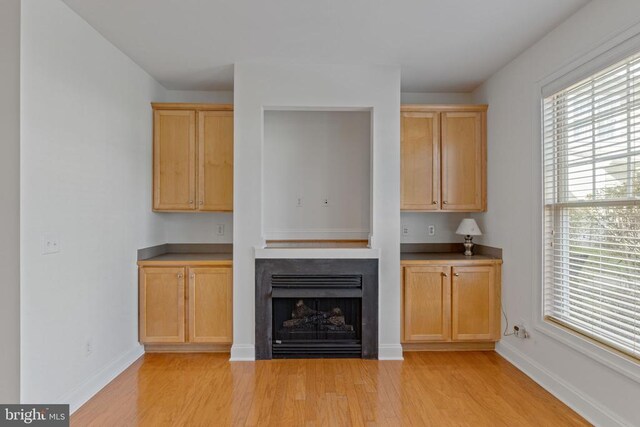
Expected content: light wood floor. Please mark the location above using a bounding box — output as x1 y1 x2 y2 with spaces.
72 352 589 426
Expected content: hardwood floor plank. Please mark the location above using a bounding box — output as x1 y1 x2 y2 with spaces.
71 352 591 427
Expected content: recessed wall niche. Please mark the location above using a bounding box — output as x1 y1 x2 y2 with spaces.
263 109 372 240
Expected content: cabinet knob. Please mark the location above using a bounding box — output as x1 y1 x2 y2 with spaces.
191 274 195 279
177 273 183 279
443 201 448 205
189 200 193 204
199 200 203 205
454 273 460 277
432 201 437 205
442 273 448 277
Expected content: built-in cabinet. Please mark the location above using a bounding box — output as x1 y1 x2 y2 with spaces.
401 105 487 212
401 259 501 349
152 103 233 212
139 263 233 349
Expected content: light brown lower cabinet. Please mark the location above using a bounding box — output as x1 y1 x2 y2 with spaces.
402 260 501 349
139 265 232 349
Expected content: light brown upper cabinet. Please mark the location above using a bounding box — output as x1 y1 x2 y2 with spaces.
401 105 487 212
401 112 440 210
152 103 233 212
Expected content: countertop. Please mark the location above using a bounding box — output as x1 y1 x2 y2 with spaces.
137 252 232 266
401 252 502 265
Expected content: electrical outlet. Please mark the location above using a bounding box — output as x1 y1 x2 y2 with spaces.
216 224 225 236
321 198 329 207
513 324 530 339
296 196 303 207
85 338 93 357
428 225 436 236
42 233 60 255
402 226 409 236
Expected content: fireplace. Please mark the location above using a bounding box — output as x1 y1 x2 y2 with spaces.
256 259 378 359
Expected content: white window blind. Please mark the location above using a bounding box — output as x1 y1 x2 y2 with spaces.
543 51 640 360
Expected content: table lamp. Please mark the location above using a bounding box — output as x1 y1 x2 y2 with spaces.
456 218 482 256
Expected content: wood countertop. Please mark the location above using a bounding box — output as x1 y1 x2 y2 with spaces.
137 253 232 267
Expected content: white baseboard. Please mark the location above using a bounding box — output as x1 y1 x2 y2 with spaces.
496 341 629 427
60 345 144 414
230 344 255 361
378 344 404 360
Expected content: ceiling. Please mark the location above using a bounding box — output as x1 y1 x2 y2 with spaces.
62 0 589 92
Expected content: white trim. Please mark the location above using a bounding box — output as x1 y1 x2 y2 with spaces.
230 344 256 361
534 319 640 383
254 246 380 259
263 230 371 240
496 341 631 427
60 345 144 414
378 344 404 360
530 18 640 385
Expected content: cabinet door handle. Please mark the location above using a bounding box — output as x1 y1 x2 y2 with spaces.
454 273 459 277
189 200 193 204
432 201 438 205
442 273 448 277
177 273 183 279
199 200 203 205
443 201 448 205
191 274 195 279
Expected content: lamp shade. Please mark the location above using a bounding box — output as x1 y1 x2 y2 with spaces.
456 218 482 236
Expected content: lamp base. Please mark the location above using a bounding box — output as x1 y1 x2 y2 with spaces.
463 235 474 256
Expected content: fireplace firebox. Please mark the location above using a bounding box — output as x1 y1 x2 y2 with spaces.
256 259 378 359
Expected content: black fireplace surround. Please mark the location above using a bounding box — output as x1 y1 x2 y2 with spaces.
255 259 378 359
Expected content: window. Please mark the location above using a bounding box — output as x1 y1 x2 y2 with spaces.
543 51 640 360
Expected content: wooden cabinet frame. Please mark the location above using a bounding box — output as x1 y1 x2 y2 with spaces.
401 259 501 349
401 105 487 212
152 103 233 212
138 261 233 352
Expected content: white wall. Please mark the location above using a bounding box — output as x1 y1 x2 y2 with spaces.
472 0 640 424
401 92 473 104
163 213 233 243
263 110 371 240
0 0 21 404
164 89 233 104
21 0 166 411
233 62 401 360
401 212 469 244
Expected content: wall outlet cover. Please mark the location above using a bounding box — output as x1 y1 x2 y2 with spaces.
42 233 61 255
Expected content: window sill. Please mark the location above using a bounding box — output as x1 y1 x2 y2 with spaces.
534 317 640 384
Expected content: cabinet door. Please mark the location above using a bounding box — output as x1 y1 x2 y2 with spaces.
401 112 440 210
153 110 196 210
139 267 186 343
441 112 485 211
403 266 451 342
188 267 233 343
198 111 233 211
451 266 496 341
